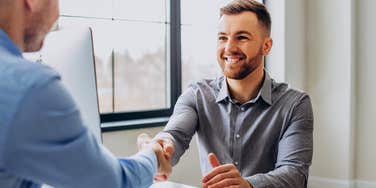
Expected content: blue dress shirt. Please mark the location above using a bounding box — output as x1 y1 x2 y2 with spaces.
0 29 157 188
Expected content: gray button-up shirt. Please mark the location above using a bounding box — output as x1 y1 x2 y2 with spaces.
157 71 313 188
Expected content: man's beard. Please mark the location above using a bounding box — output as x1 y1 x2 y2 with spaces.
221 47 263 80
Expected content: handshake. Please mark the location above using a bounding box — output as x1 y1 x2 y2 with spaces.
137 133 174 181
137 134 252 188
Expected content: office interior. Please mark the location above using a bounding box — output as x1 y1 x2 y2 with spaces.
37 0 376 187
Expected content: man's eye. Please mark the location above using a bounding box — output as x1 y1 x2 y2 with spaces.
237 36 248 40
218 36 227 41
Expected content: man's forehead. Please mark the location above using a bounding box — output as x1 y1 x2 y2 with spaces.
217 12 259 33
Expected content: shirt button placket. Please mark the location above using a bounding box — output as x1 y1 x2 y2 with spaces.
233 132 241 169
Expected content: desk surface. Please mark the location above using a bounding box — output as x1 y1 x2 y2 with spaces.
150 181 197 188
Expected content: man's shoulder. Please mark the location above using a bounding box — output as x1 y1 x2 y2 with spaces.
0 56 60 91
0 55 61 132
187 76 224 93
271 79 310 105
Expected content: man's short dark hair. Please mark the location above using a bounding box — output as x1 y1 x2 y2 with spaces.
220 0 272 36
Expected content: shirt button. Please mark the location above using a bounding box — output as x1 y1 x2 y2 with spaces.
236 134 240 139
234 161 239 166
240 107 245 111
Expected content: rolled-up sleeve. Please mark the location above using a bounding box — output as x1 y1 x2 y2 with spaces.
3 78 157 188
247 95 314 188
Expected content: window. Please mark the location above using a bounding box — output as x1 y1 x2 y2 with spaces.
180 1 226 91
59 0 180 129
59 0 264 130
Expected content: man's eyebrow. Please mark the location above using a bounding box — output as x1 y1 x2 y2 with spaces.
236 31 253 36
217 31 254 36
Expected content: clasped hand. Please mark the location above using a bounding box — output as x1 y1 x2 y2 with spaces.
137 133 174 181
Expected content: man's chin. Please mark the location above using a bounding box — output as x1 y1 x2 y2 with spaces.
224 73 247 80
223 68 252 80
24 41 44 53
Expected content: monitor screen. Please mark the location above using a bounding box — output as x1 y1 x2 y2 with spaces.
24 27 102 143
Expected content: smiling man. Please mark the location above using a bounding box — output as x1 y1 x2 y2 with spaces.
151 0 314 187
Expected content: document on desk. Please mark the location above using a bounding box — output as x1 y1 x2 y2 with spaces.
150 181 197 188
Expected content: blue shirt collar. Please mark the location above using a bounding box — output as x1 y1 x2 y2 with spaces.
216 70 273 105
0 29 23 57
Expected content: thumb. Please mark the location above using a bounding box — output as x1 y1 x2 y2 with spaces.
163 142 174 159
208 153 220 167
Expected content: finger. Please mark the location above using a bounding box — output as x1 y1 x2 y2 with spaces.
205 178 240 188
154 176 165 182
208 153 221 167
154 174 168 181
203 164 236 183
205 170 241 186
225 186 240 188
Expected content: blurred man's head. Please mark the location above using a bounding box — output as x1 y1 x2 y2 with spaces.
0 0 59 52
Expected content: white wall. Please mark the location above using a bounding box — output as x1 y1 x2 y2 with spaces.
303 0 376 187
265 0 306 91
306 0 355 181
284 0 306 90
265 0 285 83
355 0 376 183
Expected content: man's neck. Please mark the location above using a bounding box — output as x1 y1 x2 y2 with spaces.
226 65 265 104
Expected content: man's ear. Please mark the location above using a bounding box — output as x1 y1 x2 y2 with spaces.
262 37 273 56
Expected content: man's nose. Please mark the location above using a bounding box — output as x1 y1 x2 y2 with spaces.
224 39 238 53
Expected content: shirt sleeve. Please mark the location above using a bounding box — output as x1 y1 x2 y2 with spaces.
2 78 157 188
155 86 199 166
246 94 314 188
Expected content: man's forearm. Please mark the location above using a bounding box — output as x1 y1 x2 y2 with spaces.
246 165 308 188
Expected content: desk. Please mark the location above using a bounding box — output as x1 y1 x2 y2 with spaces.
150 181 197 188
42 181 197 188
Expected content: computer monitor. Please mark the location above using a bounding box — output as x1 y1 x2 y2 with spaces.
23 27 102 143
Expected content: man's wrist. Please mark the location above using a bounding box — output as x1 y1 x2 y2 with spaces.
245 177 254 188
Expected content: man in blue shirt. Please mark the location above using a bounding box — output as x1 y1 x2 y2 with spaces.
0 0 173 187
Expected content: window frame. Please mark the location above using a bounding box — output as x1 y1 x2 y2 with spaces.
100 0 181 131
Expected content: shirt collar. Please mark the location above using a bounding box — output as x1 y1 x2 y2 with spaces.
215 76 230 103
260 70 272 105
215 70 273 105
0 29 23 57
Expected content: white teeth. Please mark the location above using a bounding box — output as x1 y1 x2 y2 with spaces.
225 57 243 64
